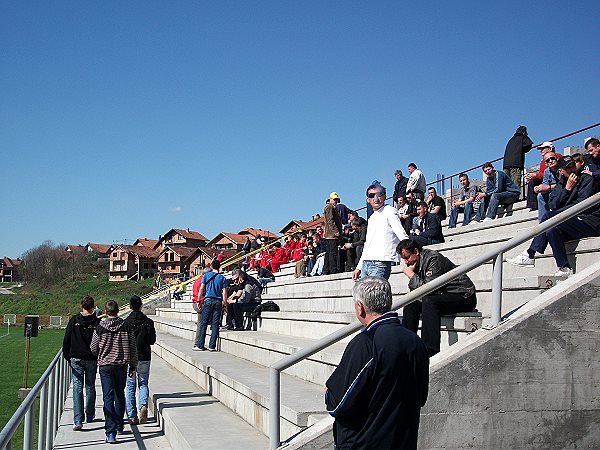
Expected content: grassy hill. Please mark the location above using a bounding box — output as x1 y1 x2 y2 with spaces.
0 275 154 316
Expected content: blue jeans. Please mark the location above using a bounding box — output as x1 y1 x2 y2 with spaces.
361 260 392 279
448 202 474 228
99 365 128 435
197 298 222 350
70 358 97 424
125 360 151 419
537 192 550 222
477 192 519 220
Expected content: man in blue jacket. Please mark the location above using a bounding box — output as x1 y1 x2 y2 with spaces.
325 277 429 449
508 156 600 277
476 162 521 222
410 201 444 247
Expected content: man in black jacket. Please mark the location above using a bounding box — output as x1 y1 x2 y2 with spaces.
393 169 408 207
325 276 429 449
410 201 444 247
399 239 477 356
227 270 262 330
508 156 600 276
503 125 534 195
63 295 100 430
124 295 156 425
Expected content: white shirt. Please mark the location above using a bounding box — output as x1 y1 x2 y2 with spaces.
357 205 408 270
407 169 426 193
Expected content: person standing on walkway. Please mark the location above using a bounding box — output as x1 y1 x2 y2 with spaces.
353 183 408 280
90 300 138 444
62 295 100 430
193 259 228 351
326 276 429 449
124 295 156 425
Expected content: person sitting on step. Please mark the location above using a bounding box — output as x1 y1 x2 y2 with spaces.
475 162 520 222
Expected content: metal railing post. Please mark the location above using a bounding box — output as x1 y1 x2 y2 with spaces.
23 404 34 450
52 364 60 442
38 382 47 450
269 367 281 450
47 368 56 449
491 251 504 326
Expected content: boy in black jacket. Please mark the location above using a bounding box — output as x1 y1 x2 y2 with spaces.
123 295 156 425
63 295 100 430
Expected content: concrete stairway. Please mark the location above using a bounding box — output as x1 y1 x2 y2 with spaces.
148 199 600 447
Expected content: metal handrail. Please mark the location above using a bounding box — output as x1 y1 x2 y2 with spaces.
0 349 70 450
268 191 600 448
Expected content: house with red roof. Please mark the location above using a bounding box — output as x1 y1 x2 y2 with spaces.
108 244 158 282
0 257 22 282
85 243 112 258
133 238 159 249
154 228 208 250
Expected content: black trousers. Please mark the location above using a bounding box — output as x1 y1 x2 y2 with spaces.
526 179 541 210
323 239 339 275
402 293 477 356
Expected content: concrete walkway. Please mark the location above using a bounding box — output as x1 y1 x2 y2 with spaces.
54 377 171 449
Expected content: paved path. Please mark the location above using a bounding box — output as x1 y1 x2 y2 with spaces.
54 378 171 449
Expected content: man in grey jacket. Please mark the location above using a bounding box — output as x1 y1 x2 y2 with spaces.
398 239 477 356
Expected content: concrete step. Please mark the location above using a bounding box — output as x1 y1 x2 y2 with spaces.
149 352 268 449
153 332 326 441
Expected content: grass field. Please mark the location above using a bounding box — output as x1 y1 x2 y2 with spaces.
0 276 154 316
0 327 65 448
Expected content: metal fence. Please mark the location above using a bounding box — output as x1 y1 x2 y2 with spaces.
0 350 70 450
268 192 600 449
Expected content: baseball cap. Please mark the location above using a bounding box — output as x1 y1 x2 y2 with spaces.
555 156 575 170
329 192 340 200
538 141 554 150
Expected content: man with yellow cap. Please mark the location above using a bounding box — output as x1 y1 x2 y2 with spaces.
323 192 343 275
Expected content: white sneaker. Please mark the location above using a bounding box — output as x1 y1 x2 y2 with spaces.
507 252 535 267
482 217 493 223
552 267 573 277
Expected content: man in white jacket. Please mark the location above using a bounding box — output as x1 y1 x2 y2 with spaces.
406 162 426 200
352 183 408 281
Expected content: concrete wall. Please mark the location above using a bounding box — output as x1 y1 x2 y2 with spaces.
292 262 600 449
419 264 600 449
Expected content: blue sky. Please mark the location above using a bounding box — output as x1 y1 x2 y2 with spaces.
2 1 599 258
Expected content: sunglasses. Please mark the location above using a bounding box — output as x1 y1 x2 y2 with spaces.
545 157 557 163
367 191 386 199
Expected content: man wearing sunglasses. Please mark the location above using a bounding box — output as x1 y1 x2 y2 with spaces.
352 184 408 281
533 151 561 222
525 142 563 212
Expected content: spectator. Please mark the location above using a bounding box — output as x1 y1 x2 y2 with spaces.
325 276 429 449
310 235 327 276
62 295 100 430
475 162 520 222
393 169 408 207
342 218 367 270
124 295 156 425
410 201 444 247
525 142 562 211
251 234 264 251
192 267 210 345
425 186 447 220
90 301 137 444
448 173 479 228
216 250 226 263
406 163 426 200
534 151 561 222
338 224 353 272
348 210 366 227
366 179 381 219
323 193 342 275
399 192 418 235
194 259 227 351
398 239 477 356
226 269 262 330
503 125 533 193
330 191 350 225
256 265 275 289
507 156 600 277
269 241 288 272
584 137 600 177
352 184 408 281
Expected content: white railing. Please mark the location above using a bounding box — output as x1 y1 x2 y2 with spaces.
0 350 70 450
268 192 600 449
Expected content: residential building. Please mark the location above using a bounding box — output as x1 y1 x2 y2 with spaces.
156 246 199 281
108 245 158 282
188 247 238 277
0 257 22 282
85 243 112 258
279 217 325 235
154 228 208 250
133 238 159 249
